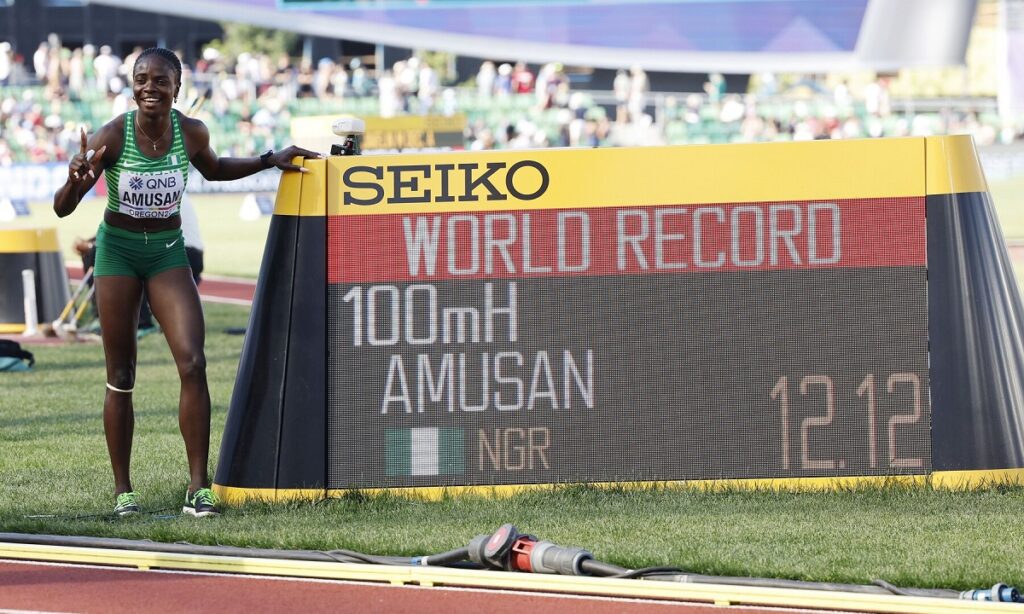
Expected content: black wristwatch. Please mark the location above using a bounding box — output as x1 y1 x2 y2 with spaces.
259 149 275 169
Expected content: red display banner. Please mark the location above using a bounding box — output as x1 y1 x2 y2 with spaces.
328 198 925 283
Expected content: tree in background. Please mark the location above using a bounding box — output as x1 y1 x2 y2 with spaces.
418 50 457 84
208 23 299 65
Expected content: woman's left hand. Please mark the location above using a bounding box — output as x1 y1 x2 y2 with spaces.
266 146 325 173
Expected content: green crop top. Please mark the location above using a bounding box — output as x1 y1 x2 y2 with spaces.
104 110 190 219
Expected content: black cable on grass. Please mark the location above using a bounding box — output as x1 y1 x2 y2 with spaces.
417 546 471 567
872 579 914 596
610 566 685 579
580 559 629 576
579 560 685 578
325 550 389 565
325 549 430 566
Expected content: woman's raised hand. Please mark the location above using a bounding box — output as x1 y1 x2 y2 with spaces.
69 126 107 183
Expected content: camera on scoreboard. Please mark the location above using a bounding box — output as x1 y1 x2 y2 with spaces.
331 116 365 156
332 116 365 137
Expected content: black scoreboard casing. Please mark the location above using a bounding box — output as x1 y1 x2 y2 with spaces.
215 137 1024 500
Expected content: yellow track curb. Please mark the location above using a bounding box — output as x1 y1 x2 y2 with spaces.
0 541 1017 613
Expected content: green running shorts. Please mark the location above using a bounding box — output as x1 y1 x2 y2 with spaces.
93 222 190 279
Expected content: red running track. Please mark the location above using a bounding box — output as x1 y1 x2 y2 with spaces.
0 560 852 614
191 274 256 305
66 265 256 306
0 270 256 346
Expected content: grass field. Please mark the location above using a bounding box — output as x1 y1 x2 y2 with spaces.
3 181 1024 591
989 173 1024 239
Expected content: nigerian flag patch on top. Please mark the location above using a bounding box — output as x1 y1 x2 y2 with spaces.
386 427 464 476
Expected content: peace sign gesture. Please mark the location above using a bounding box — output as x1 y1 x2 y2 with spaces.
68 126 107 183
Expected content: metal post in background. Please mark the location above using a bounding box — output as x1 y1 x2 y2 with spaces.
21 269 39 337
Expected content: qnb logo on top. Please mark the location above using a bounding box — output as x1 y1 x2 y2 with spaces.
342 161 550 206
117 170 185 219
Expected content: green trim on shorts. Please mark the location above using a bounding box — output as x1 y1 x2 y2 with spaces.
93 222 190 279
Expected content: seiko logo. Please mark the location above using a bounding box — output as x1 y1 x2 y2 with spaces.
343 161 550 206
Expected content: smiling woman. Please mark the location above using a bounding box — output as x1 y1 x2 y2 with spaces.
51 47 323 520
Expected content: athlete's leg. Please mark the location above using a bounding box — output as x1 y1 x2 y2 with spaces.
185 246 203 285
146 267 210 491
96 275 144 496
138 290 156 329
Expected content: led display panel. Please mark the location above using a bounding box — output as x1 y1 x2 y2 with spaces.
324 145 931 489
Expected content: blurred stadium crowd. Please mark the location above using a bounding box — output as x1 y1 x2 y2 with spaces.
0 35 1015 165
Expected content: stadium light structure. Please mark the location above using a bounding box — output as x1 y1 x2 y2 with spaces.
83 0 977 73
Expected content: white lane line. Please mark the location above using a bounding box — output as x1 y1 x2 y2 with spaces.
199 296 252 306
1 609 78 614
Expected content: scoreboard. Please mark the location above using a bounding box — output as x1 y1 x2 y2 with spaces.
215 135 1024 502
323 143 930 488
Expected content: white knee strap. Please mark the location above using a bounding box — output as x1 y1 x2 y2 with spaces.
106 383 134 394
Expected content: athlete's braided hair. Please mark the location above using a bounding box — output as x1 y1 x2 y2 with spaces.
135 47 182 83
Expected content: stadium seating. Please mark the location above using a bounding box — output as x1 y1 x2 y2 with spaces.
0 82 1009 162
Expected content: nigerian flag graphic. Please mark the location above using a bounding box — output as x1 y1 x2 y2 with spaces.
386 428 464 476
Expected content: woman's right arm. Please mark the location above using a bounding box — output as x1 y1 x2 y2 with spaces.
54 126 112 218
